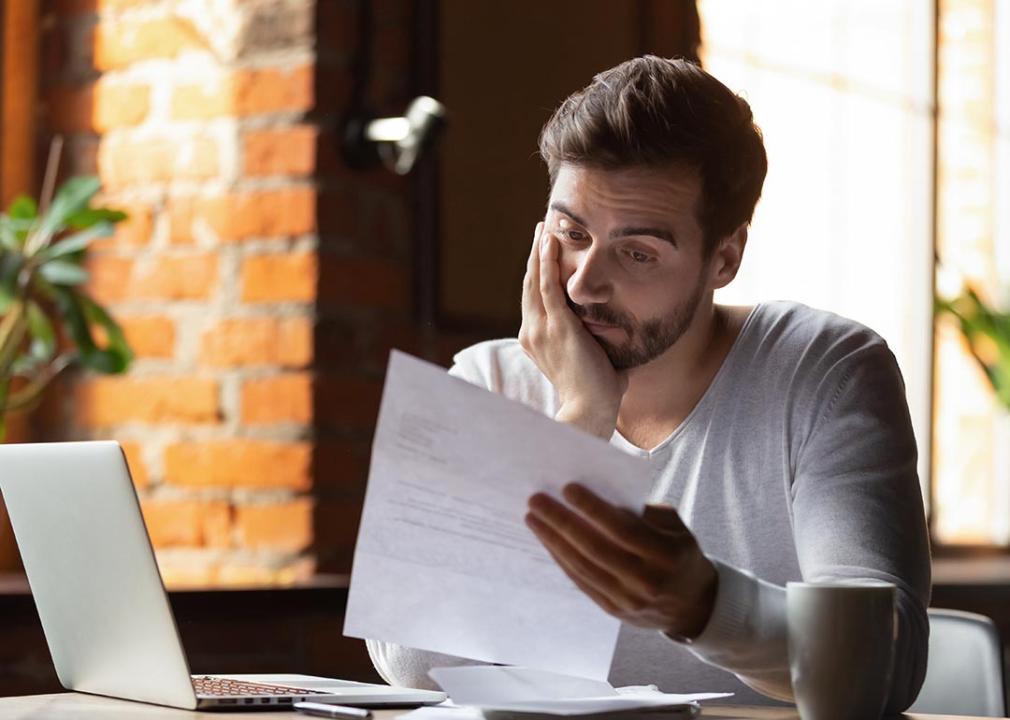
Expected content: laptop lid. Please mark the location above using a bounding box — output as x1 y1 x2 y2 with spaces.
0 441 200 710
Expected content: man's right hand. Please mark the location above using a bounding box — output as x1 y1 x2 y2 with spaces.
518 221 627 439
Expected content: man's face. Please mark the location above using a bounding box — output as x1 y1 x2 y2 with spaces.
545 163 712 370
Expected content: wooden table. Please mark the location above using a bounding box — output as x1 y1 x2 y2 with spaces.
0 694 999 720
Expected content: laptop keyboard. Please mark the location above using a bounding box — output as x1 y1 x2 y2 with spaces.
192 676 330 698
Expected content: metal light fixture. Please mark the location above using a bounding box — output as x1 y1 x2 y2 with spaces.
343 95 447 175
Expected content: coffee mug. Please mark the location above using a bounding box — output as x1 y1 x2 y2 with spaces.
786 581 896 720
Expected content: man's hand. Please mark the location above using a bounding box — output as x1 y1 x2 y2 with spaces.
525 483 718 641
518 222 627 439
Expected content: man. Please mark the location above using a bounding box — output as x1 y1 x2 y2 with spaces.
367 56 930 709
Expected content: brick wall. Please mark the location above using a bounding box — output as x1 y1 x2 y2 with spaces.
35 0 463 585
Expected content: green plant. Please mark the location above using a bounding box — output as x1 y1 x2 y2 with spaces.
0 176 133 441
936 286 1010 411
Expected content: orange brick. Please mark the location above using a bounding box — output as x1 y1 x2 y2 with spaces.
132 254 218 300
200 316 313 368
140 499 231 548
163 440 312 490
84 255 133 303
235 498 313 552
48 81 150 133
86 253 218 302
241 252 317 303
170 188 316 244
241 373 312 425
117 315 175 358
76 376 220 426
243 126 317 177
276 317 314 366
98 134 219 188
119 440 149 488
318 256 408 309
95 16 209 70
171 65 314 120
92 203 153 249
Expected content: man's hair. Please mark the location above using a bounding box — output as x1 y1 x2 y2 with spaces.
538 55 767 255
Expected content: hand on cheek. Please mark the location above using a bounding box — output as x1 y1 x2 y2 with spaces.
518 223 627 439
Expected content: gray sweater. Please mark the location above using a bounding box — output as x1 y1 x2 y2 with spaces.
366 301 931 710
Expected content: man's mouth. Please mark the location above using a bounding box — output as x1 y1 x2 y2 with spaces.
581 319 621 336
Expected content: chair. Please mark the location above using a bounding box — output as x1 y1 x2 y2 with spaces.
909 608 1006 717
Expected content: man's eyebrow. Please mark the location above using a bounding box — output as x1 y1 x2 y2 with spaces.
548 202 588 227
610 226 677 246
549 202 677 247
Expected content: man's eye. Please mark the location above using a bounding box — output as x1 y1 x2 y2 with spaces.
560 229 588 242
626 249 655 264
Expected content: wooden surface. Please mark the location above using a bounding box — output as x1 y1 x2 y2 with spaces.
0 694 1002 720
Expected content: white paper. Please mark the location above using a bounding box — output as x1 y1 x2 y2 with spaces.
397 706 483 720
344 351 655 680
423 667 731 717
429 667 617 704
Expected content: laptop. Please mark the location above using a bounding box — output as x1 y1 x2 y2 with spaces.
0 440 447 710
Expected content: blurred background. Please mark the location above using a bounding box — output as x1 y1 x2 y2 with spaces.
0 0 1008 699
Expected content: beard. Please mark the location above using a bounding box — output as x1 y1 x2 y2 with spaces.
565 277 707 371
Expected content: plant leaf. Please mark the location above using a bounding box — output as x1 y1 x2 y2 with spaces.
7 195 38 220
0 217 20 252
79 293 133 373
37 221 113 263
25 300 56 364
39 260 90 286
65 207 128 231
30 176 102 253
54 288 132 375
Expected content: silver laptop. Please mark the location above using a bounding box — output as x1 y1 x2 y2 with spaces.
0 440 446 710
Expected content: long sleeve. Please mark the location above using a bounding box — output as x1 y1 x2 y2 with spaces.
365 638 489 690
683 342 932 711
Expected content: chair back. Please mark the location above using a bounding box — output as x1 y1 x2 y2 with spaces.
909 608 1005 717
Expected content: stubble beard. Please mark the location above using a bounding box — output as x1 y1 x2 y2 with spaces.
565 276 707 371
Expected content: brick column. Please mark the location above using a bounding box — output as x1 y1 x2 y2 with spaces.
38 0 430 585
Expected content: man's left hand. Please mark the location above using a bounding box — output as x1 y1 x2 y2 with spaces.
525 483 718 641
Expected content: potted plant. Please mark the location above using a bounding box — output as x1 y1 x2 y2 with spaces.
935 278 1010 543
0 173 133 571
935 285 1010 411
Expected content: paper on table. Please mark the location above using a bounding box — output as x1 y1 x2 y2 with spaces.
343 351 655 680
419 667 731 718
428 667 617 704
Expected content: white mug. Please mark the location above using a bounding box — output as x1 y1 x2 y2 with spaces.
786 581 896 720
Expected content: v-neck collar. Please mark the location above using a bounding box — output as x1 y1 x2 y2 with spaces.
610 303 763 458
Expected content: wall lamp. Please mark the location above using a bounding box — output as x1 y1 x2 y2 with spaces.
343 95 447 175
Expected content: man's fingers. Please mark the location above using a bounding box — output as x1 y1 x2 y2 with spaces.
528 493 659 596
562 484 685 561
539 233 570 315
525 511 636 613
522 222 546 319
642 503 692 536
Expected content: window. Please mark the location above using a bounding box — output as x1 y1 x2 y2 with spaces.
699 0 935 505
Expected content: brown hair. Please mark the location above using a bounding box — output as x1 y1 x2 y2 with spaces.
538 55 767 255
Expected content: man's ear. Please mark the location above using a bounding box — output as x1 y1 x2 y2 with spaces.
708 224 748 290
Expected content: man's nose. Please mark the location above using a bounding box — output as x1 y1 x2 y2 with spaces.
565 247 612 306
